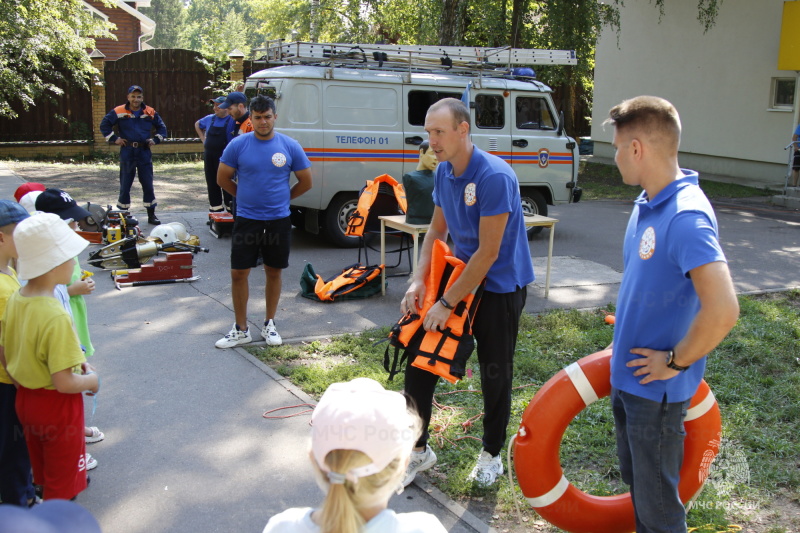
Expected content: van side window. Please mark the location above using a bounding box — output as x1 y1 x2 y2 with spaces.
516 97 555 130
475 94 504 129
407 90 461 126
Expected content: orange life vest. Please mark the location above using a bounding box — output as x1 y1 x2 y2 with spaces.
345 174 407 237
384 239 484 384
314 263 384 302
236 117 253 136
114 104 157 120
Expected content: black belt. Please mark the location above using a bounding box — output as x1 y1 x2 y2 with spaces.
129 142 149 149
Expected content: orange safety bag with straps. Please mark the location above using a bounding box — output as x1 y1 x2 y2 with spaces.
345 174 407 237
383 239 484 384
301 263 384 302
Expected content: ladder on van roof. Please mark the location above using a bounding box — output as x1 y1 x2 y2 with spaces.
253 41 576 76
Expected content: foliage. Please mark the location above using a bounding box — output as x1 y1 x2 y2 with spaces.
0 0 115 119
181 0 264 60
249 292 800 529
653 0 723 33
141 0 186 49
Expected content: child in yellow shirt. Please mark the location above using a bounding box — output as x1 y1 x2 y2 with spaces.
0 200 35 506
1 213 100 500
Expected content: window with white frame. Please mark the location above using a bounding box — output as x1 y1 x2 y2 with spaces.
772 77 796 110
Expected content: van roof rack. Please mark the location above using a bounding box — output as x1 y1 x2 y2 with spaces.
251 41 576 77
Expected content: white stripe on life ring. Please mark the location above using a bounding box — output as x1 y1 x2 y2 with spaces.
527 474 570 508
685 389 716 422
566 362 599 407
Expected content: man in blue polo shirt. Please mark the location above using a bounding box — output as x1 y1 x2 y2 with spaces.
605 95 739 532
400 98 534 488
214 95 312 349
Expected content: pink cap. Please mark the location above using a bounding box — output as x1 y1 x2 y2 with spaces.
14 182 45 202
311 378 416 481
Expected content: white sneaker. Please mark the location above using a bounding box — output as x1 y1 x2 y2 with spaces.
261 319 282 346
215 324 252 349
467 450 503 486
403 445 437 487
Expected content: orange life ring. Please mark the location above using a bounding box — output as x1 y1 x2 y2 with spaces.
513 349 722 533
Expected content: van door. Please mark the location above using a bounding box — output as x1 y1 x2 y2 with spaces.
510 95 574 210
278 80 323 213
319 82 404 246
471 92 511 164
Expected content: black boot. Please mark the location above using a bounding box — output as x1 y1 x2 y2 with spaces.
146 206 161 225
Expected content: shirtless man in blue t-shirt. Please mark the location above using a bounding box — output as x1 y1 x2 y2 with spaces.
214 95 312 349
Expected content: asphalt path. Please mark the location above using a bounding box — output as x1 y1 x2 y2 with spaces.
1 162 798 533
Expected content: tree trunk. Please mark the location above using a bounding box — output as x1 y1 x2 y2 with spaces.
510 0 527 48
439 0 467 45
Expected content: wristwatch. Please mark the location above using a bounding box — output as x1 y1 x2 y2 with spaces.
665 350 690 372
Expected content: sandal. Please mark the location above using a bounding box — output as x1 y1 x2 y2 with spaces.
85 426 104 444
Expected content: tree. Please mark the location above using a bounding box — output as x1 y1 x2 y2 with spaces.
141 0 186 48
181 0 264 60
0 0 114 119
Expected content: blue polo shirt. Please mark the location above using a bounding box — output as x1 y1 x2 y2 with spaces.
611 170 727 403
432 147 534 293
220 131 311 221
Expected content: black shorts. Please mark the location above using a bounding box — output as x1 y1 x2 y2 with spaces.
793 151 800 170
230 216 292 270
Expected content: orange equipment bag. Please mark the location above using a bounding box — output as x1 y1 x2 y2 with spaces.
383 239 484 384
345 174 407 237
311 263 384 302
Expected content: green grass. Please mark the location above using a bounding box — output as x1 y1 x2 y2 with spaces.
578 161 775 201
248 291 800 531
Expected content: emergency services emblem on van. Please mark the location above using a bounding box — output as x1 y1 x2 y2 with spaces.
464 183 477 206
272 152 287 167
639 226 656 260
538 148 550 168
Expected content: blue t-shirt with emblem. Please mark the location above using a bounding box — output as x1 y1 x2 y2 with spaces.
220 131 311 220
432 147 534 293
611 170 727 403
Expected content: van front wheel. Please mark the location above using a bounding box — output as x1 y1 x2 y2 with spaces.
520 188 548 240
324 193 361 248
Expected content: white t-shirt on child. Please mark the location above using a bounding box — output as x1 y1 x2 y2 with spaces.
262 507 447 533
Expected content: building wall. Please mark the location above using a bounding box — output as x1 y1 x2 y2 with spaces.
86 0 142 61
590 0 797 187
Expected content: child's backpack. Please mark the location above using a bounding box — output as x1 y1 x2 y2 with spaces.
383 239 484 383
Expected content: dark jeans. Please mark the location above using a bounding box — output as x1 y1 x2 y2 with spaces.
612 388 690 533
0 383 35 506
118 145 155 207
203 149 232 210
404 286 527 456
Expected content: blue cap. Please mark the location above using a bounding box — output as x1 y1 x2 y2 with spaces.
219 92 247 109
0 500 102 533
127 85 143 94
209 96 226 104
0 199 30 227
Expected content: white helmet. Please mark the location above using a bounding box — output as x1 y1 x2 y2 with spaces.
149 222 189 243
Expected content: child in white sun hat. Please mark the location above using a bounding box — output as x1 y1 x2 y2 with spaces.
262 377 446 533
0 213 100 500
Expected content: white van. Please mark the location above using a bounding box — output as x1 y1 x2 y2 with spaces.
243 42 582 247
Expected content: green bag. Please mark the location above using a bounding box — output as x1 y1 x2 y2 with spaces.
300 263 385 302
402 169 435 225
